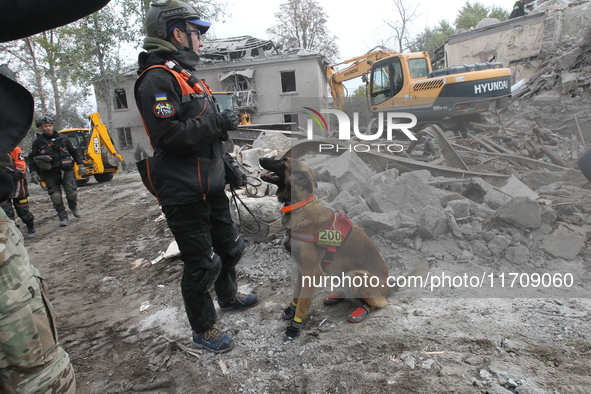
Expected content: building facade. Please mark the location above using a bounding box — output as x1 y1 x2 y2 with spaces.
94 36 328 167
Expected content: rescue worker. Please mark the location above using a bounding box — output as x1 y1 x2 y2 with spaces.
509 0 526 19
134 0 258 354
29 116 86 227
0 162 76 394
0 147 36 238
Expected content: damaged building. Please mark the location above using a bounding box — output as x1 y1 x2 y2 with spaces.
436 0 591 82
94 35 328 166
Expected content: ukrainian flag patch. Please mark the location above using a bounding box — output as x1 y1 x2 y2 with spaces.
155 94 167 101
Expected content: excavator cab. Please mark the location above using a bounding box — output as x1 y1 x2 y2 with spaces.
369 56 409 110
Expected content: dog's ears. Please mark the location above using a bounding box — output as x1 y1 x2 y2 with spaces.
291 171 315 194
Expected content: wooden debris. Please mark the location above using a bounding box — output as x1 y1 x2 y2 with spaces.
539 146 572 168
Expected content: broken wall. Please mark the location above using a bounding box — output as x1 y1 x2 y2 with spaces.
444 13 546 83
444 4 591 83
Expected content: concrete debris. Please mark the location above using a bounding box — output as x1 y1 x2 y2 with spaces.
541 225 586 259
496 197 542 228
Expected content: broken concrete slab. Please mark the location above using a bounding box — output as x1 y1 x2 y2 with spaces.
252 130 292 153
499 175 539 200
367 172 442 214
315 182 339 203
447 199 471 218
554 47 583 71
531 91 561 107
488 235 512 257
431 188 467 208
353 211 400 233
540 205 557 224
322 150 376 189
496 197 542 228
561 71 578 94
504 244 530 265
462 178 511 210
541 225 586 260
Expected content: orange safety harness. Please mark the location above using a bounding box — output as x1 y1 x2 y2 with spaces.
284 197 353 270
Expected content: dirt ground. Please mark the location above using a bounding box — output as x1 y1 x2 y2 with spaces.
22 172 591 394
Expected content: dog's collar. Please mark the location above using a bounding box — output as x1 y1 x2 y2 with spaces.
281 195 316 213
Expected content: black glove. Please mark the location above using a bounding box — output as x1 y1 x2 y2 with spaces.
220 109 238 132
223 153 247 188
78 164 87 176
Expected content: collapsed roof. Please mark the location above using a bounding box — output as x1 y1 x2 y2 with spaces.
200 36 278 61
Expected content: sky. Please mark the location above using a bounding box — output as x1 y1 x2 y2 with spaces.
209 0 512 62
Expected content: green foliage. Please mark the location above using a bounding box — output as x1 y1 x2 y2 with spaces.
455 1 490 29
489 5 510 21
454 1 510 30
410 20 455 57
266 0 339 63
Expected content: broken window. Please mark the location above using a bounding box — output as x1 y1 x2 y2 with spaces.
117 127 133 149
283 113 299 124
114 88 128 110
281 71 296 93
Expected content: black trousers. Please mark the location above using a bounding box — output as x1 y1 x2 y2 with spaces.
43 169 77 214
0 197 34 225
162 193 240 333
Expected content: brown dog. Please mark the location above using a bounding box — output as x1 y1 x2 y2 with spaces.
259 157 391 341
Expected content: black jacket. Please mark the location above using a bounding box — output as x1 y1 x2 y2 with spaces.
29 131 82 172
134 50 229 206
509 0 525 19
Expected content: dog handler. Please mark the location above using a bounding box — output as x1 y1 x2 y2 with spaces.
134 0 258 354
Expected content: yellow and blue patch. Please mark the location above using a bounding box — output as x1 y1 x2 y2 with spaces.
155 93 167 102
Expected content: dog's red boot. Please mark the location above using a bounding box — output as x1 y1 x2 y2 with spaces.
323 292 344 305
348 304 370 323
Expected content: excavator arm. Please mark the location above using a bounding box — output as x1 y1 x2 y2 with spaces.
86 112 124 173
327 48 398 110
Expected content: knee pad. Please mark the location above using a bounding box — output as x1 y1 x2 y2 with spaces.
218 236 244 269
65 190 77 201
50 192 63 206
184 254 222 293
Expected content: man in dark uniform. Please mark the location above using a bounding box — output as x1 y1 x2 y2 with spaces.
134 0 258 354
509 0 526 19
29 116 86 227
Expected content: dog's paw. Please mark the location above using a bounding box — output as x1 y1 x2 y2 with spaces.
282 303 296 320
283 321 301 342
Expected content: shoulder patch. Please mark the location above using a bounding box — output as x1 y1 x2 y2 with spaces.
155 93 167 101
153 102 175 118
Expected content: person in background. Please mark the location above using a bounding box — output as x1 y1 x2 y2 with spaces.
0 147 36 238
29 116 86 227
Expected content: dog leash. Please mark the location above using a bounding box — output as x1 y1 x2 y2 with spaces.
229 185 287 234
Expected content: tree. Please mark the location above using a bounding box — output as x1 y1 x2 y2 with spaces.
266 0 339 63
411 20 455 58
489 5 510 21
383 0 421 52
455 1 509 30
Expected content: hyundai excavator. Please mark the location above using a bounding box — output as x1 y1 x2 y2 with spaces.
58 112 124 185
326 47 512 128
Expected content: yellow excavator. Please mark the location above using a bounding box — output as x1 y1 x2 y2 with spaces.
58 112 124 185
327 47 512 126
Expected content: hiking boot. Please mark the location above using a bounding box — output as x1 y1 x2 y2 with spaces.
192 327 235 354
71 207 82 218
217 292 259 311
26 223 36 239
58 212 68 227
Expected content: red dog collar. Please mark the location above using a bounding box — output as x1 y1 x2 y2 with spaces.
281 195 316 213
